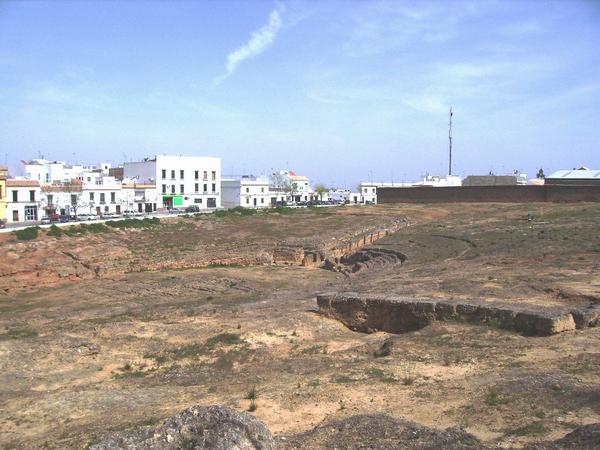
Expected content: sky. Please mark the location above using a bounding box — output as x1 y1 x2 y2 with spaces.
1 0 599 188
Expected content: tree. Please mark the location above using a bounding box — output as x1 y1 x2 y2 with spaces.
536 168 545 179
314 183 327 202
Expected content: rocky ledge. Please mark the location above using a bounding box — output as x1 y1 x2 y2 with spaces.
317 292 600 336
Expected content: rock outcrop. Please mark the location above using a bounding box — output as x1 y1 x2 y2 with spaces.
316 292 590 336
90 405 275 450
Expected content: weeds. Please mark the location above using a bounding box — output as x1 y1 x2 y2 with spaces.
485 388 509 406
245 386 257 400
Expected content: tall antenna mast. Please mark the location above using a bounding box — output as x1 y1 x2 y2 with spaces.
448 106 453 176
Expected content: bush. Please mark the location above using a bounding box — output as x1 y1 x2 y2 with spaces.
14 227 40 241
105 217 160 229
47 224 62 237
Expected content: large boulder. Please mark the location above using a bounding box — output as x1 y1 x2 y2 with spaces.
91 405 275 450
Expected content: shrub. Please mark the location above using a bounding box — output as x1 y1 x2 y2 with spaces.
14 227 40 241
245 386 257 400
47 224 62 237
105 217 159 229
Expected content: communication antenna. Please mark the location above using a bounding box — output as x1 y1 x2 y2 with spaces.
448 106 453 176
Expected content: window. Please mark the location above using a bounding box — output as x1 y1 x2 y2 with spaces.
203 184 207 192
246 197 250 204
162 169 166 179
180 170 184 179
110 192 116 203
24 205 38 221
246 187 250 193
211 171 216 181
363 188 368 193
171 185 175 194
195 183 199 193
194 170 199 180
47 194 53 206
162 184 166 194
12 190 17 202
104 206 109 213
212 183 216 192
171 170 175 179
373 188 376 193
261 198 264 204
194 198 202 204
71 194 78 206
261 187 264 193
100 193 106 204
203 171 208 181
180 184 184 194
89 192 95 201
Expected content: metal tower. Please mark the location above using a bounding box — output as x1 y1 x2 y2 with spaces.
448 107 453 176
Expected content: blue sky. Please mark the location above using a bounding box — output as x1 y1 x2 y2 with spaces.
1 0 599 188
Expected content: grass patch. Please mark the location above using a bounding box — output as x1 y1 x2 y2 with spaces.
365 367 397 383
145 333 246 362
485 388 509 406
0 326 38 340
14 226 40 241
509 421 546 436
332 374 358 384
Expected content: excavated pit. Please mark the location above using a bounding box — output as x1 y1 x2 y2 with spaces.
322 247 407 275
317 292 600 336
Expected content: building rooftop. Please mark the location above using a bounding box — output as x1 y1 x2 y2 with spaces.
547 169 600 179
7 179 40 187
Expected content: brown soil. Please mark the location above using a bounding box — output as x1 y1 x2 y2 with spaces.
1 203 600 449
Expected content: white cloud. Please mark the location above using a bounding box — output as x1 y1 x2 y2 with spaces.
214 6 284 85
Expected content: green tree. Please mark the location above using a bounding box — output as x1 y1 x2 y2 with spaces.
314 183 327 201
536 168 545 179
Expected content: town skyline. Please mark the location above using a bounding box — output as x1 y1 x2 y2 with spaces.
1 1 599 188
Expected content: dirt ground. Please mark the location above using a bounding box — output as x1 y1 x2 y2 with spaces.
1 203 600 449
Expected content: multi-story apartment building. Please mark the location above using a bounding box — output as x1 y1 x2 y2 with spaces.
124 155 221 209
221 176 272 209
5 179 41 223
0 166 7 223
81 176 126 216
270 170 311 204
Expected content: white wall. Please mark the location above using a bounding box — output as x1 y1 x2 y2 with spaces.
222 177 271 209
6 185 42 223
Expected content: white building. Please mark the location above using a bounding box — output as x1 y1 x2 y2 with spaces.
124 155 221 209
221 176 272 209
413 174 462 187
5 179 41 223
270 170 311 204
121 183 158 213
23 159 101 184
81 176 127 216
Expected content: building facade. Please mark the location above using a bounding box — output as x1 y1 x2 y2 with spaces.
0 166 7 223
6 180 41 223
222 176 272 209
124 155 221 209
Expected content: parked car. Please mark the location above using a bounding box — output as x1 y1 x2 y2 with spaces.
40 217 52 225
0 219 6 229
168 208 182 214
123 209 137 217
59 215 70 223
50 213 61 222
185 205 200 213
101 212 119 219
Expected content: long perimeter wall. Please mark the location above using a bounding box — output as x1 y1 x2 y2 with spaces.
378 185 600 204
